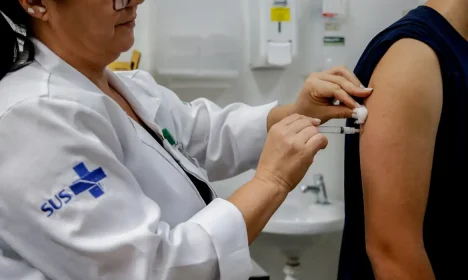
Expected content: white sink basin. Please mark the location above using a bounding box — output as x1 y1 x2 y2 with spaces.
263 199 345 236
254 190 345 272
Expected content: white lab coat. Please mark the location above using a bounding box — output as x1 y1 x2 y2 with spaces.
0 40 277 280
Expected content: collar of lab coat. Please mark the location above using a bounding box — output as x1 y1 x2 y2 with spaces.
32 38 164 137
33 38 103 94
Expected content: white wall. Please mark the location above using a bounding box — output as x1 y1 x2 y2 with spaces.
127 0 420 279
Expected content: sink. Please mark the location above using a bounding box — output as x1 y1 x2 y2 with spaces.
254 180 345 279
259 193 345 260
263 173 345 236
263 199 345 236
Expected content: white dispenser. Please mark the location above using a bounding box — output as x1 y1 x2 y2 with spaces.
248 0 298 69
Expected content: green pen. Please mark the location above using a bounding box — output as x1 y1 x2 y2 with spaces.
162 128 177 146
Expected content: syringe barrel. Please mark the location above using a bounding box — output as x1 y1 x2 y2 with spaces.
317 126 360 134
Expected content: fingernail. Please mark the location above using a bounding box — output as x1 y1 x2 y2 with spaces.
355 102 361 107
28 7 35 14
360 84 373 91
309 118 321 125
352 113 358 119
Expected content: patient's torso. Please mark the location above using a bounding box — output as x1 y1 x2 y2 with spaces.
338 6 468 280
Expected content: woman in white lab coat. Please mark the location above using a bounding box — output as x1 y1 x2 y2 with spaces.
0 1 372 280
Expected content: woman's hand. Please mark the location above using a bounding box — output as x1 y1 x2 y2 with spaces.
292 66 373 123
229 114 326 244
255 114 328 194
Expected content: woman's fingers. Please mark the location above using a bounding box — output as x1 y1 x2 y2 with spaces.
281 113 304 126
319 73 373 101
334 87 360 110
256 114 327 194
326 66 362 87
310 118 322 126
296 125 319 144
322 71 361 92
281 114 321 128
288 118 315 134
306 133 329 157
323 105 355 119
310 75 358 109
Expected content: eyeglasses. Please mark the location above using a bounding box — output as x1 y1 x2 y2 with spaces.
114 0 130 11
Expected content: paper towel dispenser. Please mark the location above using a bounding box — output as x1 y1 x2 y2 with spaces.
248 0 298 69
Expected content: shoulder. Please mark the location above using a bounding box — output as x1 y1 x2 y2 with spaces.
0 70 114 143
0 62 90 116
370 38 441 96
364 38 443 144
0 63 118 126
0 94 124 167
366 38 443 118
0 62 50 115
373 38 440 78
0 96 112 135
354 7 446 86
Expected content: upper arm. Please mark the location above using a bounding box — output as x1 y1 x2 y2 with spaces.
360 39 442 254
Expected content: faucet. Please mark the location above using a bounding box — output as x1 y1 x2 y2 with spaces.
300 174 330 205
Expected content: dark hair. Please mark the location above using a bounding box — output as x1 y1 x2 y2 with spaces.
0 1 36 81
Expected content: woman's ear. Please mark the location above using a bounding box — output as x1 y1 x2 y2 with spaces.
18 0 48 19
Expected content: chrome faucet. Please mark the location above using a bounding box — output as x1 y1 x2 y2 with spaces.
301 174 330 205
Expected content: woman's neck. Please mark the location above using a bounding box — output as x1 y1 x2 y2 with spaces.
34 31 114 92
426 0 468 40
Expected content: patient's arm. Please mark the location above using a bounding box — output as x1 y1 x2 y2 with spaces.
360 39 442 280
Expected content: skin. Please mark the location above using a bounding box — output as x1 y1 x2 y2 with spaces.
361 38 441 280
19 0 371 244
361 1 468 277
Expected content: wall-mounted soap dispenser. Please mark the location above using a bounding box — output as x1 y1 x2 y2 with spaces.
248 0 298 69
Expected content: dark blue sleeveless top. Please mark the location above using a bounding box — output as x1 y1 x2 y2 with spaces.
338 6 468 279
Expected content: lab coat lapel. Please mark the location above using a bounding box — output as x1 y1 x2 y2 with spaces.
107 72 213 195
106 70 163 137
107 71 185 169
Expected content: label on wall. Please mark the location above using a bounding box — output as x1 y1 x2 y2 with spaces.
271 7 291 22
323 36 345 46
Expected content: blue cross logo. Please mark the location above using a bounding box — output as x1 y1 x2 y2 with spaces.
70 162 107 199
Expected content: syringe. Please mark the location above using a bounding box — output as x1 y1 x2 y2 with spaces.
318 126 361 135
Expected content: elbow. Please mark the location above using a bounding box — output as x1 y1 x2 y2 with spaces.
365 233 426 277
366 237 393 268
365 235 404 277
365 229 409 269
